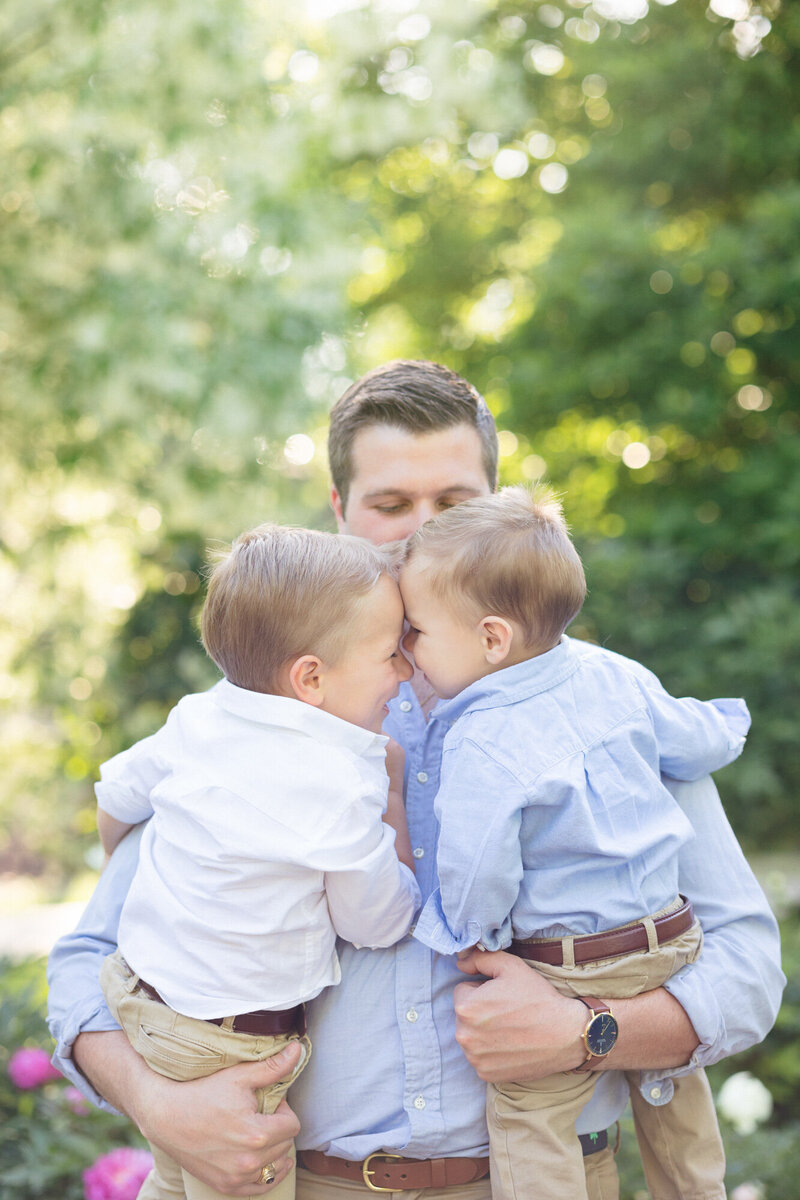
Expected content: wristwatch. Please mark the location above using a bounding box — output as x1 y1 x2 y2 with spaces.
574 996 619 1073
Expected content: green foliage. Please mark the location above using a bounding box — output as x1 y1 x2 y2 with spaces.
0 958 146 1200
1 0 798 880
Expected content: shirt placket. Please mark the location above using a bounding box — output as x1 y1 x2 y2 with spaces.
391 700 448 1152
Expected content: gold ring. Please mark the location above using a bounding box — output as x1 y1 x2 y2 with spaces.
259 1162 277 1185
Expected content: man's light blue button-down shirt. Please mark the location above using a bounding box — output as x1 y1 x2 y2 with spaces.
48 645 784 1150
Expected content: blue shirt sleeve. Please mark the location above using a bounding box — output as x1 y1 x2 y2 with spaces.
413 738 525 954
46 824 143 1113
639 681 751 781
637 774 785 1105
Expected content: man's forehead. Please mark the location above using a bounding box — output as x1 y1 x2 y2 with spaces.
348 422 490 494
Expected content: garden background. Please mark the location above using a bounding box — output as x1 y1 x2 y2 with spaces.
1 0 798 1196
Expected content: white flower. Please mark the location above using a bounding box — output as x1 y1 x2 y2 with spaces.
731 1184 765 1200
716 1071 773 1135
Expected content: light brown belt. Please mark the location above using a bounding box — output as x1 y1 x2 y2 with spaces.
510 897 694 967
297 1150 490 1192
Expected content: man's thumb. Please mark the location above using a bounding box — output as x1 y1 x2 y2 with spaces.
239 1041 303 1087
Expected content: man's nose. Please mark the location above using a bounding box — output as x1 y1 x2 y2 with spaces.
410 500 438 532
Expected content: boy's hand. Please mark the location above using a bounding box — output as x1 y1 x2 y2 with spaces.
382 738 415 872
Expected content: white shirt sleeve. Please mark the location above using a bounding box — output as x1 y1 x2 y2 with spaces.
94 726 170 823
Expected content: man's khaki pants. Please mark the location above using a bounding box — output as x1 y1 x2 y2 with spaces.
487 906 726 1200
101 951 311 1200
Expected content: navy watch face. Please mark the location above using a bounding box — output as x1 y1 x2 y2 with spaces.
586 1012 618 1056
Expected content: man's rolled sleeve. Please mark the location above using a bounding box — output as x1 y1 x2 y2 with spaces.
46 825 144 1112
636 774 785 1106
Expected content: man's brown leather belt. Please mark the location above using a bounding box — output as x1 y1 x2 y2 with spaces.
509 897 694 967
136 978 306 1036
297 1150 490 1192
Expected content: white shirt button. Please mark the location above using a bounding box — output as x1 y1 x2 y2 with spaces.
413 1095 426 1110
413 847 425 859
406 1008 419 1023
416 771 428 783
399 700 412 712
649 1086 662 1100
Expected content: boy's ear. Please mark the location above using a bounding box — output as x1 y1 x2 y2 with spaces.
479 616 514 665
288 655 326 707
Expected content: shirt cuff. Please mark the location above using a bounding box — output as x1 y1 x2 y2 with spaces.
412 889 482 955
48 1001 124 1116
633 961 724 1106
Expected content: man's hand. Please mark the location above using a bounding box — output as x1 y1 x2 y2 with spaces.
75 1031 302 1195
453 947 700 1084
453 948 586 1083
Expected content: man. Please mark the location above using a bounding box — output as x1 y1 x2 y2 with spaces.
48 360 784 1200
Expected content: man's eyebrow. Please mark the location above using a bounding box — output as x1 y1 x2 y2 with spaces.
361 485 483 502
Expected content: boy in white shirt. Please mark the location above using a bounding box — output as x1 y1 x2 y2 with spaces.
96 523 420 1200
399 487 749 1200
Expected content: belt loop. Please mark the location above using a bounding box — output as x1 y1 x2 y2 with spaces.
221 1015 236 1031
561 935 575 969
429 1159 447 1188
642 917 659 953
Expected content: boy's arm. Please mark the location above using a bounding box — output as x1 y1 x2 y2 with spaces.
413 739 525 956
452 774 785 1087
96 809 136 858
642 684 750 781
382 737 414 872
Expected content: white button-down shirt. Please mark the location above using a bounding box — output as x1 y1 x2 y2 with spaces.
95 679 419 1018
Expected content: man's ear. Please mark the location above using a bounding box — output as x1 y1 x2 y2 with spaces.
479 616 514 665
288 655 326 707
330 487 346 532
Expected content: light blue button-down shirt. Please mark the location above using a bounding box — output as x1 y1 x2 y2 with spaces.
414 637 750 955
47 641 784 1150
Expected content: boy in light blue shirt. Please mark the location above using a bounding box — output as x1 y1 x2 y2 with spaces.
399 485 750 1200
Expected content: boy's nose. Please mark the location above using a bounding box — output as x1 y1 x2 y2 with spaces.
396 648 414 681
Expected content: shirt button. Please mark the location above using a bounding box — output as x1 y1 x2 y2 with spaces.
416 771 428 783
649 1087 662 1100
399 700 412 712
406 1008 419 1023
413 1095 426 1110
413 847 425 859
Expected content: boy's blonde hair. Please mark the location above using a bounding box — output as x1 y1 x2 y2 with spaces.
201 524 400 693
404 486 586 651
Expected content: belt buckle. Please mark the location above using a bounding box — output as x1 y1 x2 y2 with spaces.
362 1152 404 1192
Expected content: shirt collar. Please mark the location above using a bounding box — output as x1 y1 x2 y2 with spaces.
431 638 581 724
213 677 388 755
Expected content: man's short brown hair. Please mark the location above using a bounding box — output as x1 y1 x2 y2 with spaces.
328 360 499 512
201 524 400 693
404 486 586 652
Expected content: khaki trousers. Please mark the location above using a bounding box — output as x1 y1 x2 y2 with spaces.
101 951 311 1200
488 905 726 1200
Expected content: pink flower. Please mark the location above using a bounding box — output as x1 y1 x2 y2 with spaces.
65 1085 90 1114
83 1148 154 1200
7 1047 62 1089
